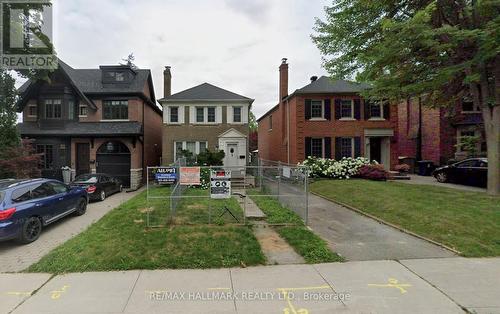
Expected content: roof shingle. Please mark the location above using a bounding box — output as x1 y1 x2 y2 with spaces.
159 83 253 103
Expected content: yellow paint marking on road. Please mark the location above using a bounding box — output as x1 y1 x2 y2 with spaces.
277 285 331 292
368 278 412 294
6 291 32 297
51 285 70 300
278 285 331 314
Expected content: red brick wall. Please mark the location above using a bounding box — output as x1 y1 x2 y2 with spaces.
143 101 162 168
80 98 144 122
258 105 285 162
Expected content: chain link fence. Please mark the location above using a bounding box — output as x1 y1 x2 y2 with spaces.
146 159 309 227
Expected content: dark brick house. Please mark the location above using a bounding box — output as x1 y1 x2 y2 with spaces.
257 59 398 169
16 60 162 189
398 97 486 166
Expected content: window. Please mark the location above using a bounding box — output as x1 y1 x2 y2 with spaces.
174 141 209 160
31 182 56 200
196 107 204 123
269 115 273 130
457 160 479 168
60 144 67 166
462 98 481 112
44 99 62 119
28 105 37 117
340 100 354 119
199 141 208 153
370 103 383 119
233 107 242 123
106 71 126 82
48 182 68 194
170 107 179 123
175 142 183 156
311 100 323 119
340 138 354 158
186 142 197 155
68 100 74 119
311 138 324 158
11 186 32 203
207 107 216 123
36 145 53 169
79 105 88 117
103 100 128 120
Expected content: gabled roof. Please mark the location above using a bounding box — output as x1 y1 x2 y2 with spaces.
218 128 247 138
17 59 160 114
291 76 371 96
17 121 143 137
159 83 254 103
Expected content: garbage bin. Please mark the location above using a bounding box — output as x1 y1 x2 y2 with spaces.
398 157 416 174
61 167 72 184
416 160 435 176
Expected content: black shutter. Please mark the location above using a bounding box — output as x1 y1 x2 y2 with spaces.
354 99 361 120
335 137 342 160
364 100 371 120
305 137 312 158
324 99 331 120
334 99 341 120
305 99 312 120
383 103 390 119
324 137 332 159
354 137 361 157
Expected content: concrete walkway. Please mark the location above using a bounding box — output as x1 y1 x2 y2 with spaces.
400 175 487 193
2 257 499 313
308 194 456 261
252 222 305 265
0 188 143 273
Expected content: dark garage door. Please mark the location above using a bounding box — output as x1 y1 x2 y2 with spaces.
96 141 131 187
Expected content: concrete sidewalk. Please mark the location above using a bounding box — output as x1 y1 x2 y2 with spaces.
0 188 143 273
2 258 499 314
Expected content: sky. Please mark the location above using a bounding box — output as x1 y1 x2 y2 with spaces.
18 0 330 119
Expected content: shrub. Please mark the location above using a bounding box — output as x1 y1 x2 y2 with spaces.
300 157 371 179
196 149 225 166
0 139 41 179
356 164 389 181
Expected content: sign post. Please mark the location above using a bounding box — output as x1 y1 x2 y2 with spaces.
210 170 231 199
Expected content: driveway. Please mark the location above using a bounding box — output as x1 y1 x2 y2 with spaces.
0 188 143 273
308 194 456 261
400 175 486 193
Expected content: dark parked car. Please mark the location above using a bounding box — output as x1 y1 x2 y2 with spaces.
0 179 88 244
432 158 488 187
71 174 123 202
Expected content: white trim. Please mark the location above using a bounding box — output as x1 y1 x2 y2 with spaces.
310 138 325 158
173 140 208 160
27 104 37 117
99 119 129 122
368 102 384 119
310 100 324 119
340 137 355 158
227 105 248 124
188 105 222 124
340 99 354 119
339 118 356 121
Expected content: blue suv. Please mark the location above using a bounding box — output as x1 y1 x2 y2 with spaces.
0 179 88 244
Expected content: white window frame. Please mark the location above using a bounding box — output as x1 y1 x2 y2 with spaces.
340 100 354 120
369 102 384 120
190 106 221 124
310 100 324 120
340 137 355 158
78 104 87 117
27 104 37 117
165 105 185 124
174 141 209 160
228 105 248 124
233 106 242 123
169 106 179 123
310 138 325 158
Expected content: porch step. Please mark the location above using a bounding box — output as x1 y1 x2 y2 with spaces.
389 171 411 180
231 175 256 188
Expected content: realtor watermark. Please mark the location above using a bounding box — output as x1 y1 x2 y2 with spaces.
0 0 57 69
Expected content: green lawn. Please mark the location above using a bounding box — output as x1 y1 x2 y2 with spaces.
27 191 265 273
248 189 343 263
310 179 500 257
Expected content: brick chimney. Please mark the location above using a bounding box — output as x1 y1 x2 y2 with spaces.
279 58 288 101
163 66 172 98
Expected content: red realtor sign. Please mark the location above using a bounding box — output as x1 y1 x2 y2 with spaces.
179 167 201 185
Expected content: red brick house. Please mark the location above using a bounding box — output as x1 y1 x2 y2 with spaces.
398 97 486 166
16 60 162 189
258 59 398 169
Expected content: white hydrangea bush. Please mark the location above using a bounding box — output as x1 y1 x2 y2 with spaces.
300 157 371 179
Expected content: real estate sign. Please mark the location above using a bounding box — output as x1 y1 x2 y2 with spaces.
155 167 177 184
210 170 231 199
180 167 201 185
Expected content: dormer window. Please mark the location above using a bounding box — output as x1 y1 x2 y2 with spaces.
100 66 135 84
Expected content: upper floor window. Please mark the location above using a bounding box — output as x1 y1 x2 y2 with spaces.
68 100 75 119
233 106 242 123
105 71 127 83
170 107 179 123
103 100 128 120
340 100 353 119
79 105 88 117
44 99 62 119
207 107 216 123
462 98 481 113
370 103 383 119
196 107 204 123
311 100 323 119
192 106 219 124
28 105 37 117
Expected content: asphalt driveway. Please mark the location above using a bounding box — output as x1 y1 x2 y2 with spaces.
401 175 486 193
308 194 456 261
0 188 143 273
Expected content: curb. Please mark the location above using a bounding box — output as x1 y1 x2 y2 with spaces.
310 192 462 255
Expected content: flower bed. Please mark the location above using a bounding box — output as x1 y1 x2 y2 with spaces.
300 157 371 179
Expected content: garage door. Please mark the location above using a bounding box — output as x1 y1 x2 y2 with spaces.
96 141 131 187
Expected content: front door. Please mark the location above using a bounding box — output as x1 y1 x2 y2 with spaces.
76 143 90 176
225 143 239 168
369 138 382 164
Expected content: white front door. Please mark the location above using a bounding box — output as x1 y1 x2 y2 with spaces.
225 143 239 168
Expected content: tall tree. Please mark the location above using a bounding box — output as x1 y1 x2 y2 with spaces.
0 70 20 149
313 0 500 195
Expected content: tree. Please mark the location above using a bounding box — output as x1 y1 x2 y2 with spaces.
0 70 20 149
313 1 500 195
0 139 41 179
249 111 258 131
121 53 138 69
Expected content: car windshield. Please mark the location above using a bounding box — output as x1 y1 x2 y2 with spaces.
74 175 98 184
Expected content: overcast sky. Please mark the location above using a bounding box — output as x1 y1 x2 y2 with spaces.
20 0 330 119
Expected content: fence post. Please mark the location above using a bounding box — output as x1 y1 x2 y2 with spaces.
146 167 150 227
258 158 263 191
305 167 309 226
277 161 281 202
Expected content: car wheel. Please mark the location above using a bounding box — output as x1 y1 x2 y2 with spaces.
100 190 106 201
18 217 42 244
74 198 87 216
436 172 448 183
